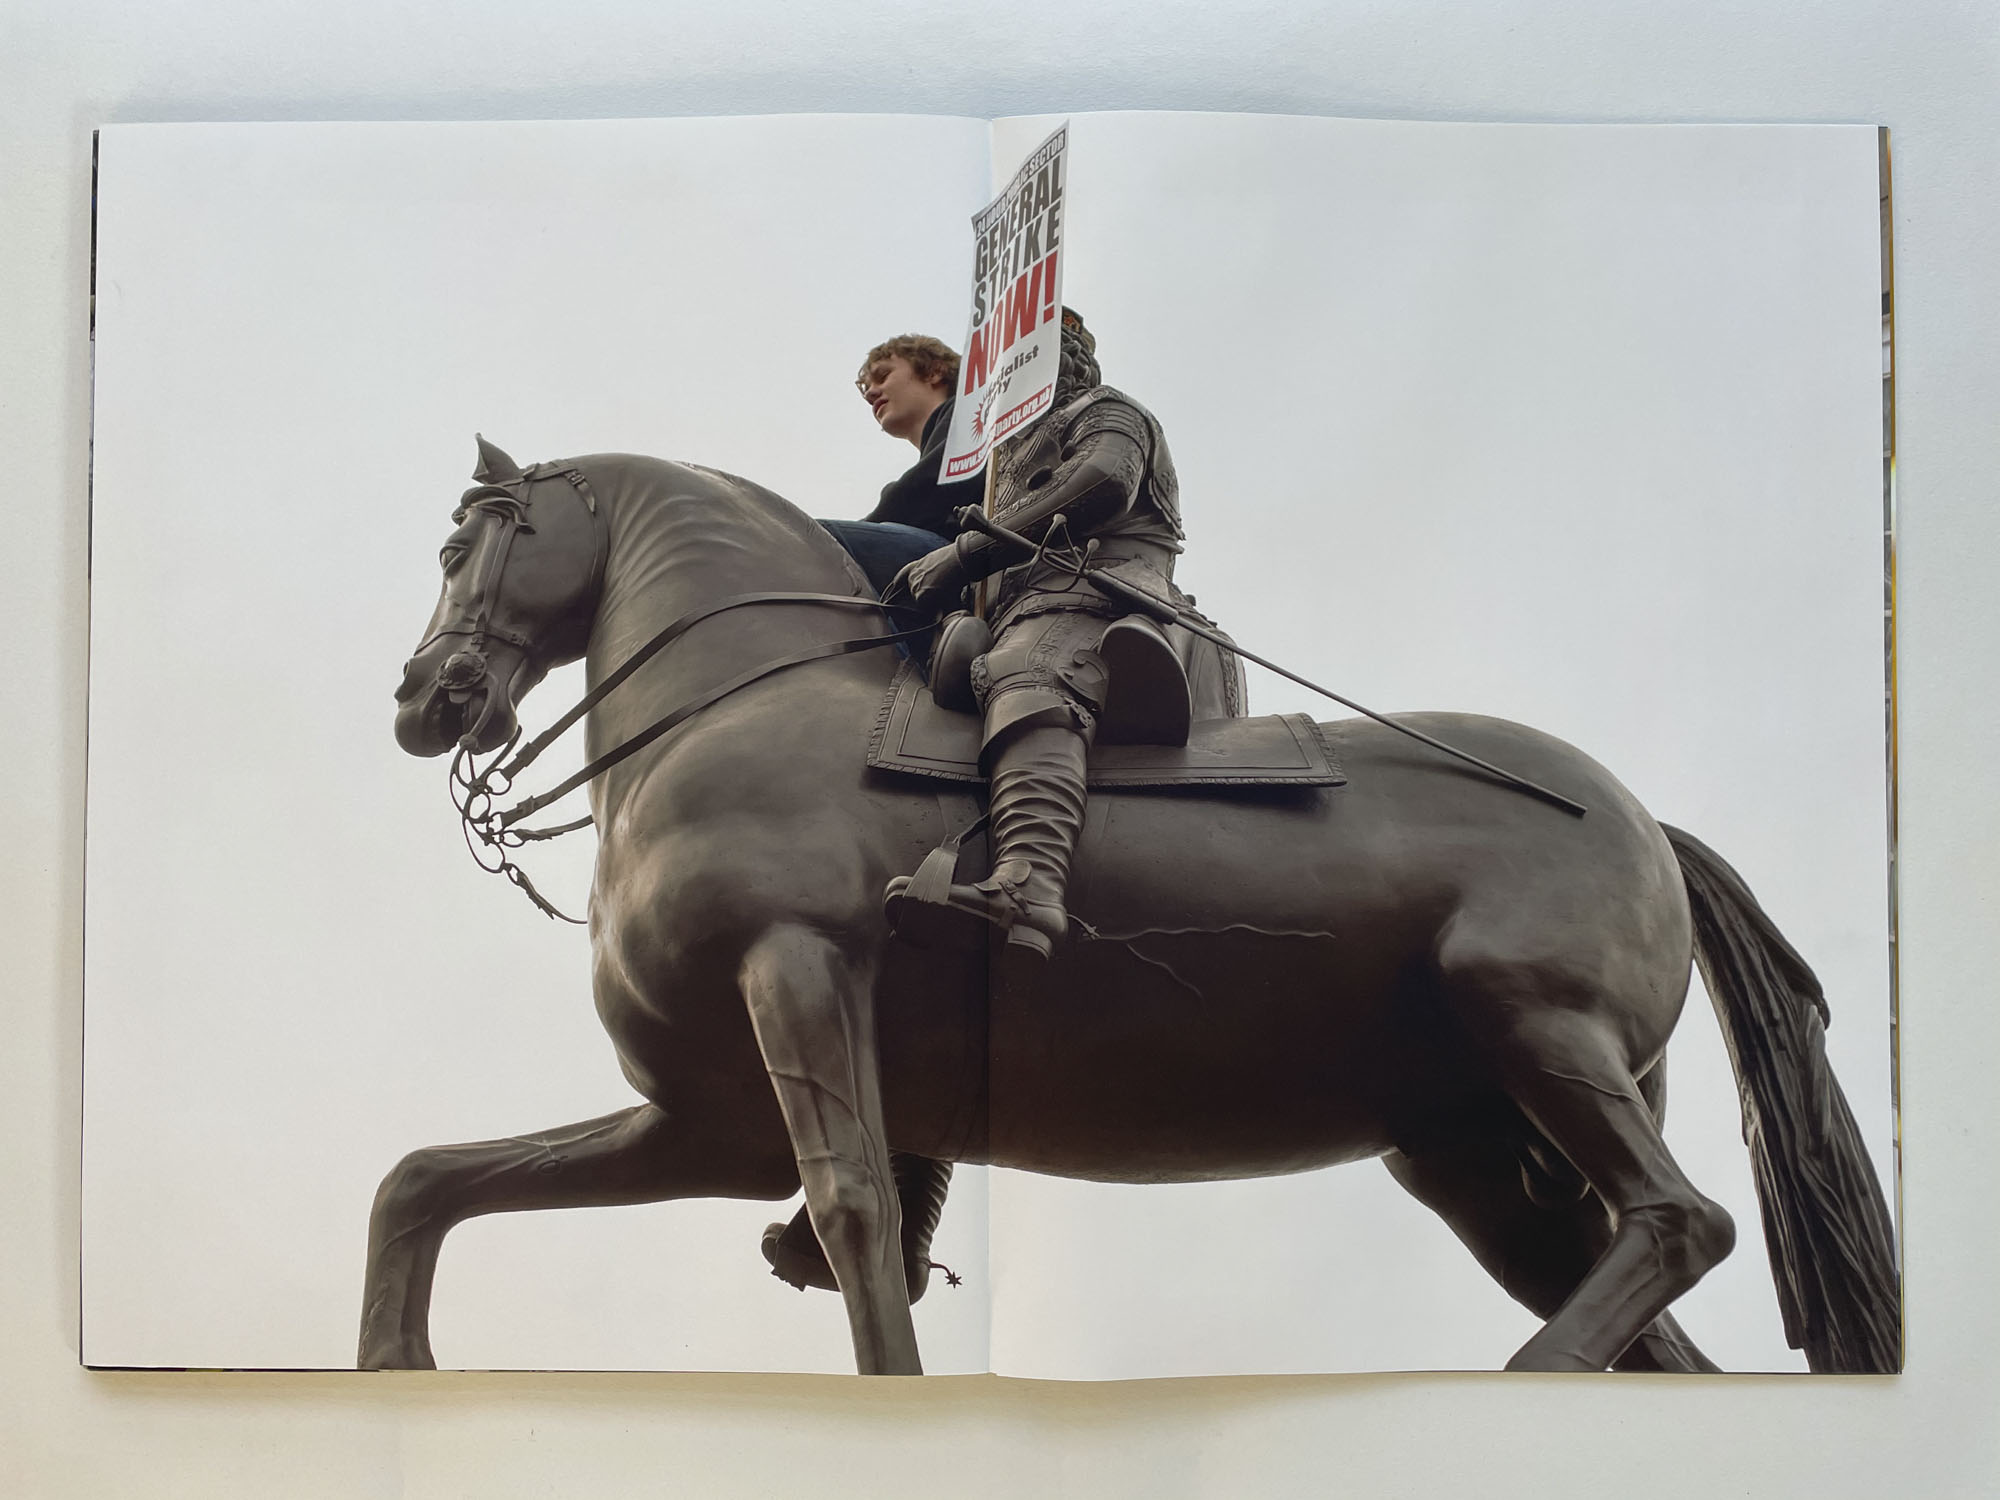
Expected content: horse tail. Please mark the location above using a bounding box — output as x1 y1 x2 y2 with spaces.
1660 823 1901 1373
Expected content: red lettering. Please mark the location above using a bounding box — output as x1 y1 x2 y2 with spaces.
1001 260 1044 352
962 322 996 395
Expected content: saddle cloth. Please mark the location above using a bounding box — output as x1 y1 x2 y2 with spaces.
866 662 1344 789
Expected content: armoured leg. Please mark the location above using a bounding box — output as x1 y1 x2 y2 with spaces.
886 717 1092 959
887 608 1103 959
760 1152 955 1301
971 719 1092 955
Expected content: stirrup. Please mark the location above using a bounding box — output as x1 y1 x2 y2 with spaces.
884 843 990 950
885 861 1065 959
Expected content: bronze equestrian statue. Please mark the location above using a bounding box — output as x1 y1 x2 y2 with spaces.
366 422 1898 1376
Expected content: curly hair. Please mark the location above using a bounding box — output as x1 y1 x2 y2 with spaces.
856 334 961 394
1055 322 1101 400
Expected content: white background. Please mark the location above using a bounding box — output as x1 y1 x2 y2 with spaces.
82 114 1885 1380
7 1 1997 1495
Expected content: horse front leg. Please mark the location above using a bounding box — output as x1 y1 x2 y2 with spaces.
738 923 921 1375
359 1102 795 1369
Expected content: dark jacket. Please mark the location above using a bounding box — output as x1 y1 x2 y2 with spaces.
862 399 983 536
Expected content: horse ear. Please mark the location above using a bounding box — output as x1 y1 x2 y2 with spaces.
473 434 523 485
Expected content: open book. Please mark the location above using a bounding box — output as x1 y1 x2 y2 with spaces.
82 112 1893 1376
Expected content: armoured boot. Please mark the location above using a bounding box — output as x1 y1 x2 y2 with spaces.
886 722 1092 960
760 1152 955 1301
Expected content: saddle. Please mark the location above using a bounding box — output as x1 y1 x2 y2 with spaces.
866 659 1344 790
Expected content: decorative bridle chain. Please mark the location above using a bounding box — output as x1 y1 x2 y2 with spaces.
443 475 599 923
450 730 589 921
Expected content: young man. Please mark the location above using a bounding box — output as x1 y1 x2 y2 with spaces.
818 334 982 593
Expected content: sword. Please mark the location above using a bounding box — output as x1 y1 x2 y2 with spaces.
952 506 1587 818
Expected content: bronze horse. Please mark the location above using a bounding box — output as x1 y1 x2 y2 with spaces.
365 444 1898 1375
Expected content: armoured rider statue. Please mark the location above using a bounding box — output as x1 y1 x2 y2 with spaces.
887 307 1184 960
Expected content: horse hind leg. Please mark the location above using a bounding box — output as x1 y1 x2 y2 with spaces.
1383 1071 1719 1373
1443 961 1736 1372
1620 1060 1721 1372
359 1102 797 1370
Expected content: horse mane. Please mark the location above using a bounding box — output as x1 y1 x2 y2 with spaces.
561 453 875 648
573 453 853 564
461 441 858 594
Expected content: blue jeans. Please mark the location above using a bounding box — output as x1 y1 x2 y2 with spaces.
817 519 949 596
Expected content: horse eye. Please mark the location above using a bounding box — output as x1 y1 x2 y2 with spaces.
439 543 468 569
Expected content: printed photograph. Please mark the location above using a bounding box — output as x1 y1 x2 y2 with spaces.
82 112 1895 1376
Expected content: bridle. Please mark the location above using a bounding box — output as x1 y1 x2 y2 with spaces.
417 466 609 755
424 462 929 923
415 462 602 919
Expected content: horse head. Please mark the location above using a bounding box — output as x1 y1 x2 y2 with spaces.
393 437 606 757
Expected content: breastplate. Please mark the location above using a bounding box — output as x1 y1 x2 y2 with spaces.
988 387 1182 539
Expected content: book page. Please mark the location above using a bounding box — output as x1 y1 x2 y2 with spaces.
982 112 1889 1377
83 114 997 1373
84 109 1892 1381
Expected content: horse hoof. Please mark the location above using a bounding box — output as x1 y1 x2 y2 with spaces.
1503 1345 1604 1373
761 1220 838 1293
359 1341 439 1371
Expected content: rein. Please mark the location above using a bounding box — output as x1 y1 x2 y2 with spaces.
489 592 926 828
440 468 926 921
